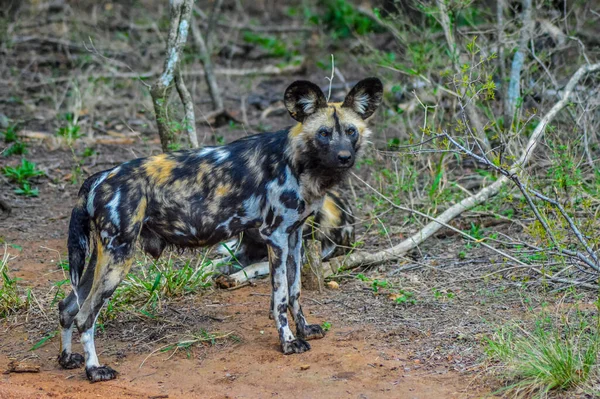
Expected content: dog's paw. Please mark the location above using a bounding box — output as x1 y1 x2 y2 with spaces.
281 338 311 354
214 274 237 289
297 324 326 340
86 365 118 383
58 351 85 369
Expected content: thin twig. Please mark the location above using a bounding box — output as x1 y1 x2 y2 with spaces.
325 54 335 102
174 66 198 148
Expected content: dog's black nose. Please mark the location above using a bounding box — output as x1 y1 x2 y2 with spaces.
338 152 352 165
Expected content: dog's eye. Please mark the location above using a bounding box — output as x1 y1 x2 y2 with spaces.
318 129 330 138
346 127 357 136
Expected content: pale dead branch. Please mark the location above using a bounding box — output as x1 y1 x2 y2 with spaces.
174 66 198 148
324 62 600 273
19 63 305 90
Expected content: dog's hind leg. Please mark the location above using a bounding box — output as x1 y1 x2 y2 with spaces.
58 247 98 369
74 232 138 382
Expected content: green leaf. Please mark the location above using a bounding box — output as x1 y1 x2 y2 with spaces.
30 330 57 351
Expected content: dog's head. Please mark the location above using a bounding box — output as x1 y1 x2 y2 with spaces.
285 77 383 171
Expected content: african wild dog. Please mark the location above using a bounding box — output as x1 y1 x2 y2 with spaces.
216 190 355 273
57 77 383 382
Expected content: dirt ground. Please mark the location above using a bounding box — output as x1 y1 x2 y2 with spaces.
0 272 486 399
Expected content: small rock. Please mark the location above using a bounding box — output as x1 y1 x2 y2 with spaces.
300 364 310 371
326 281 339 290
0 114 9 129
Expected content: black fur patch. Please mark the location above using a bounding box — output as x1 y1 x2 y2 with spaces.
280 190 301 210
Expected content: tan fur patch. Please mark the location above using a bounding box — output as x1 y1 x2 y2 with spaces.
91 236 107 292
215 183 231 197
196 162 211 184
144 154 177 185
321 195 342 227
289 123 304 137
132 197 147 225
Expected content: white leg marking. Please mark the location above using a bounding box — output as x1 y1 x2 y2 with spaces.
81 327 100 369
272 245 295 342
288 229 305 324
80 299 107 369
61 325 73 353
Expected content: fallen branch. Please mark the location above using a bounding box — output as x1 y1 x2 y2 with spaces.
21 63 305 89
17 130 138 146
443 130 600 273
211 21 312 33
4 360 40 374
11 35 120 55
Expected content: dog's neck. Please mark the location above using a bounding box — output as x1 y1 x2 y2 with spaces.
287 157 348 204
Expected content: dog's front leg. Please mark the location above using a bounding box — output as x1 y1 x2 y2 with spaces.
287 228 326 341
267 237 310 354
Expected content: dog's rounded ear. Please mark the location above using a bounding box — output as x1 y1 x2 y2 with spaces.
341 77 384 120
284 80 327 122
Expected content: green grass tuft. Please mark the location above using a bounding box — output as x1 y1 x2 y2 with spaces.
485 309 600 397
99 255 213 323
0 247 29 318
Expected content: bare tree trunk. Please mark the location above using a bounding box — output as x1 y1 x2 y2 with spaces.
505 0 533 128
150 0 194 152
191 19 224 111
496 0 506 123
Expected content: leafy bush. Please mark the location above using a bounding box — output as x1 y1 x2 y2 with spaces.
309 0 379 39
